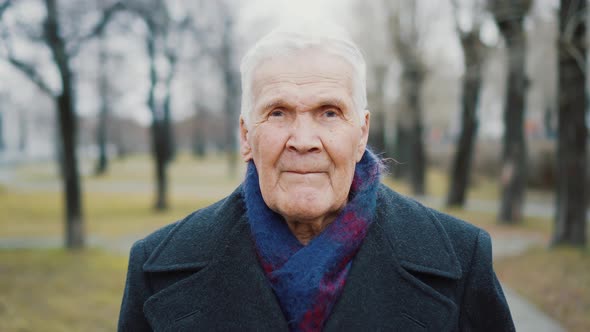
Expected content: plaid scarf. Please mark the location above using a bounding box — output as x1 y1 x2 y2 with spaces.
242 150 381 331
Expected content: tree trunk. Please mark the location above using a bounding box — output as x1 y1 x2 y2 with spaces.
369 110 386 154
406 67 426 195
447 33 483 207
221 16 239 177
392 65 425 196
162 97 174 163
368 65 387 154
192 110 206 158
95 34 109 175
18 109 27 152
57 93 84 248
152 120 169 210
409 116 426 196
162 53 177 164
95 108 108 175
553 0 587 246
146 32 169 210
0 110 4 152
45 0 84 248
392 121 411 179
224 77 239 177
497 19 528 224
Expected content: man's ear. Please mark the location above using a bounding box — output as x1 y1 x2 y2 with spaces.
356 110 370 162
239 116 253 162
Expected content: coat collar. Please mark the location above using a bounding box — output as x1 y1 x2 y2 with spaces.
142 184 462 331
142 186 289 330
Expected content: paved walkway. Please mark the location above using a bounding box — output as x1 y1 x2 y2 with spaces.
504 287 565 332
415 194 590 221
492 236 566 332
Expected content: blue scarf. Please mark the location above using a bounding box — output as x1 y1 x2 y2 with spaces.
242 150 381 331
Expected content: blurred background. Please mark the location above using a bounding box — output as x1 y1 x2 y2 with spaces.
0 0 588 331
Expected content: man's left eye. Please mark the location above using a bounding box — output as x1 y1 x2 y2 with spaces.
270 109 284 117
323 110 339 118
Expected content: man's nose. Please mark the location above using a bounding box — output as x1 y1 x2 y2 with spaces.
286 115 322 153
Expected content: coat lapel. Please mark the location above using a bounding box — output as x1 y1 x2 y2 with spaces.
324 186 462 332
142 189 289 331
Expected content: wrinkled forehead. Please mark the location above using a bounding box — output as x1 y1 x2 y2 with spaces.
251 48 355 99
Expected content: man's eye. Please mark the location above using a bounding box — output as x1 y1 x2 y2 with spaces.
270 109 284 117
323 109 339 118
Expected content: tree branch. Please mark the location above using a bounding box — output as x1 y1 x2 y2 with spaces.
0 15 54 97
0 0 12 20
560 2 587 74
7 56 56 96
450 0 467 37
564 43 586 73
68 1 124 57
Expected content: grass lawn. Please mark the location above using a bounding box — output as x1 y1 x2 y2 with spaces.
495 246 590 332
2 154 244 238
0 190 217 238
0 249 128 332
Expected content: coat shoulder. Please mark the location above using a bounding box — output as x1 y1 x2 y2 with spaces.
376 184 488 271
428 207 491 264
139 197 226 253
137 186 246 268
377 183 481 235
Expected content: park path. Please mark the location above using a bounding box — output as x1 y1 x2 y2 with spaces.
492 236 566 332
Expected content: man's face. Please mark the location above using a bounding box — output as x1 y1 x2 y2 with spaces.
240 49 369 224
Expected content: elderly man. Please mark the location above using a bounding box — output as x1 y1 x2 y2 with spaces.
118 22 515 332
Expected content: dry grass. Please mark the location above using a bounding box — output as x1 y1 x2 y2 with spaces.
2 154 244 238
0 249 127 332
495 246 590 332
0 190 217 238
15 153 245 187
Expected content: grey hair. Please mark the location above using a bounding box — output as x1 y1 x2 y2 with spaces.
239 20 368 125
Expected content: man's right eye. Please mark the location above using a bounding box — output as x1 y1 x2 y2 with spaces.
270 109 284 117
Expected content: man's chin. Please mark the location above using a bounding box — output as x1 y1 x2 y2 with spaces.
274 201 340 224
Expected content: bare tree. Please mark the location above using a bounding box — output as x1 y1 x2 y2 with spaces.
553 0 587 246
387 0 430 195
18 108 27 152
489 0 532 223
220 12 240 177
125 0 193 210
0 111 4 152
0 0 122 248
0 91 6 152
95 32 109 175
189 0 240 177
447 0 488 207
353 1 392 155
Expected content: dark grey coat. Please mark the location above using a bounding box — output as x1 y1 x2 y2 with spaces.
118 184 515 331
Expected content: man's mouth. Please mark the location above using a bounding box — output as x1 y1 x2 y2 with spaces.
284 170 325 175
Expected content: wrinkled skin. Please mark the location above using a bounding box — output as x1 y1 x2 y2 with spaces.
240 49 370 244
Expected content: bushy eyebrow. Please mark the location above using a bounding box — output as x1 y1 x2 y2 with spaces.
258 97 348 113
259 99 293 112
318 97 348 110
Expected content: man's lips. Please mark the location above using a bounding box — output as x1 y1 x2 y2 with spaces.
283 170 326 175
